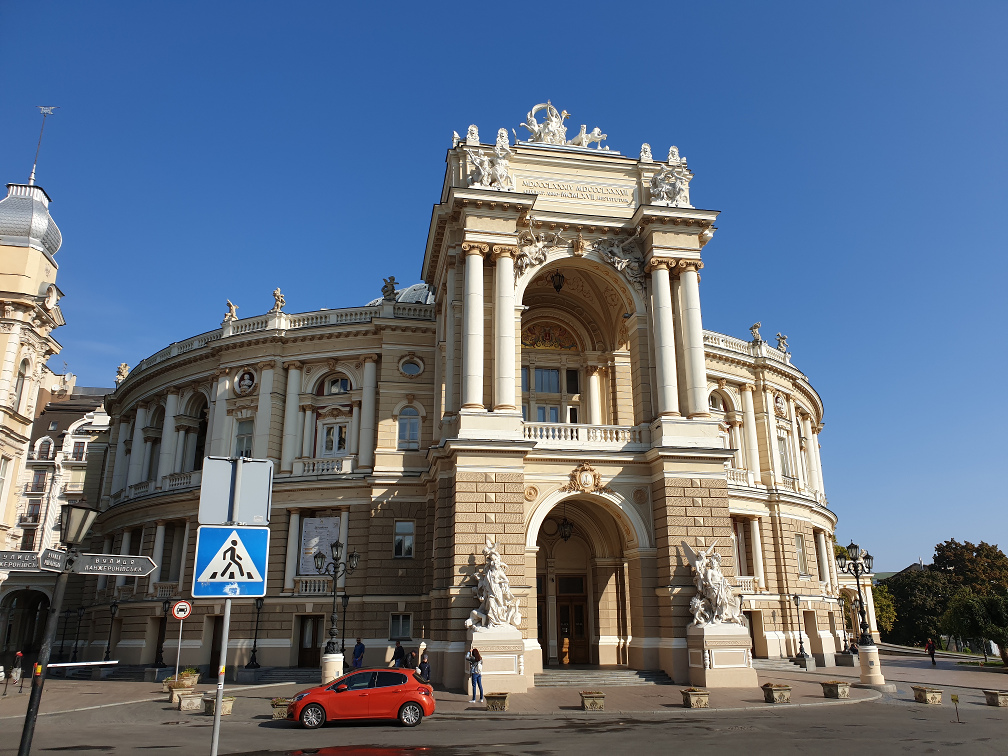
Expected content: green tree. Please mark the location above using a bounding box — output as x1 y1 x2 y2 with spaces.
834 541 849 560
979 593 1008 665
873 583 896 634
941 589 985 653
932 540 1008 595
880 568 954 646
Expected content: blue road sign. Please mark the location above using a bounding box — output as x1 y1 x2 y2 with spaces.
192 525 269 598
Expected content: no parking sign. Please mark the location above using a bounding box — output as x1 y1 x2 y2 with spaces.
172 600 192 620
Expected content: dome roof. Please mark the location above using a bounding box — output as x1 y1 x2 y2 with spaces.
0 184 62 258
366 282 434 307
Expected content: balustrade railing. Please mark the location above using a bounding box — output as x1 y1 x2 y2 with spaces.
725 467 753 487
292 456 356 476
163 470 202 491
153 582 179 599
522 422 649 450
296 576 332 595
18 511 40 526
732 575 756 594
126 480 152 498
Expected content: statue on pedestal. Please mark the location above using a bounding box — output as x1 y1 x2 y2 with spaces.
682 539 744 626
465 537 521 630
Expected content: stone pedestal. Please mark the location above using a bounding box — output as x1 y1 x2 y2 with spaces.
686 623 759 688
467 625 528 695
855 644 889 689
321 653 344 685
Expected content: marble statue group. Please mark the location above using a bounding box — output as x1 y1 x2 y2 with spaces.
681 539 744 626
466 537 522 630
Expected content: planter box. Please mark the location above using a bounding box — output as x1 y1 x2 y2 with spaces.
821 681 851 699
484 693 509 712
271 702 291 720
177 693 203 712
681 689 710 709
163 675 199 694
762 684 792 704
203 695 235 716
911 686 943 705
580 691 605 711
167 685 196 704
982 690 1008 707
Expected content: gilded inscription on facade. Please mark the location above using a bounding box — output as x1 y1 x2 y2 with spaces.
519 178 634 205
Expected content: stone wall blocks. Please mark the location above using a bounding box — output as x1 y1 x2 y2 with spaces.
701 479 728 489
457 472 482 482
686 489 704 498
455 492 483 503
503 482 525 493
481 482 505 493
477 501 505 513
496 492 524 503
495 473 524 482
455 482 477 492
455 502 476 513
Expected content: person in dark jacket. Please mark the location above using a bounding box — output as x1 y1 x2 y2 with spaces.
392 640 405 668
405 650 418 669
352 638 365 668
417 653 431 683
925 638 936 666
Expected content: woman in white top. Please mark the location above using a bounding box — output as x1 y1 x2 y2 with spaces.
465 647 484 703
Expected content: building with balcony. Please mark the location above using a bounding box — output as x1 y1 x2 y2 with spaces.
57 106 873 685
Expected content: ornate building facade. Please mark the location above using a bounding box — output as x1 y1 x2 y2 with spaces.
59 105 871 687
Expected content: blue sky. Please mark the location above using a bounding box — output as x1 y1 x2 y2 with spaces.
1 2 1005 570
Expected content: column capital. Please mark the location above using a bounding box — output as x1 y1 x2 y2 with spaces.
491 244 518 259
461 241 490 256
166 388 180 396
676 258 704 274
741 383 755 393
282 360 303 370
361 353 379 363
646 257 675 272
257 359 277 370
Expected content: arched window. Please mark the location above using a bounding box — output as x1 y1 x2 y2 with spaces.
38 441 51 460
709 392 725 412
12 360 28 413
324 374 351 395
397 407 420 450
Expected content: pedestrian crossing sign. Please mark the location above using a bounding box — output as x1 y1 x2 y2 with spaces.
192 525 270 597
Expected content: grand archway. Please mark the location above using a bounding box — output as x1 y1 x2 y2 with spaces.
0 589 50 668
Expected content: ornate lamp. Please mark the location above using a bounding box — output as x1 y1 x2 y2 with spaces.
330 541 343 563
315 541 361 655
313 549 326 574
558 502 574 542
60 499 99 547
792 593 809 659
846 541 861 561
348 550 361 571
836 551 848 573
862 551 874 573
548 269 565 293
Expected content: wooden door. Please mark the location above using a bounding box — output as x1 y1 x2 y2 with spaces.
298 615 323 668
556 597 589 665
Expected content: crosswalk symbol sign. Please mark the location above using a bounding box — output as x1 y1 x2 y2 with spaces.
192 525 269 598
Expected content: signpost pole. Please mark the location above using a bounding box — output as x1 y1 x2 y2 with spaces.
175 615 183 682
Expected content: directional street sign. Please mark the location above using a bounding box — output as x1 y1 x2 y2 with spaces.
72 553 157 576
192 525 269 598
0 551 39 570
40 549 68 572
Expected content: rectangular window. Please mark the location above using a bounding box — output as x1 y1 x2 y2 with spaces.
19 529 35 551
568 406 578 424
390 613 412 640
557 576 585 595
393 520 414 558
397 409 420 450
778 433 792 478
48 421 58 431
0 457 9 501
536 406 559 423
25 500 41 523
796 533 808 575
328 377 350 395
235 420 254 458
72 442 85 461
521 367 528 393
30 469 47 493
565 369 580 395
534 368 560 394
320 422 348 457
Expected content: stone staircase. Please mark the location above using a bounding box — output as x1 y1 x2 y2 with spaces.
534 667 672 688
752 657 809 672
256 667 324 685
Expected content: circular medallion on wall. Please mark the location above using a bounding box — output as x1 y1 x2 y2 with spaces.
234 368 257 396
398 354 425 378
542 518 559 537
524 485 539 502
632 487 648 506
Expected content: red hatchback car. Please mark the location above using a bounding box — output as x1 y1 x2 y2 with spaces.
288 669 435 728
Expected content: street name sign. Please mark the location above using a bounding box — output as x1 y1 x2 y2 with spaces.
192 525 269 598
198 457 273 525
0 551 39 570
40 549 68 572
72 554 157 576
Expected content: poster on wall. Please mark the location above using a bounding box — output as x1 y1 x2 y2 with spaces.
299 516 342 575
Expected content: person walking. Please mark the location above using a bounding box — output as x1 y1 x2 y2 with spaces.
405 650 418 669
925 637 936 666
417 653 431 683
466 647 483 703
392 640 405 668
352 638 365 669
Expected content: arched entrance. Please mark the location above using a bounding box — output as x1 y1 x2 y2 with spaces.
528 491 651 669
0 589 51 668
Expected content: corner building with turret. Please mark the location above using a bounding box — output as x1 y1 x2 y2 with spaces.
60 108 870 688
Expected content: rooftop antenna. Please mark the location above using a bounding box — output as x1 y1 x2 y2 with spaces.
29 106 59 186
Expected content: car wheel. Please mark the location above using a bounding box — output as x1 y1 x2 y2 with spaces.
398 701 423 727
300 703 325 729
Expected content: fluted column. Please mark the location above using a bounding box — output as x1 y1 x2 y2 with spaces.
788 396 805 488
493 246 517 411
812 424 826 494
730 420 745 468
648 260 679 416
348 401 361 455
157 391 179 485
749 517 765 590
115 529 133 588
827 534 839 593
279 361 303 472
148 521 167 594
111 418 130 493
252 361 276 460
301 405 316 459
677 261 709 418
815 530 831 585
587 366 603 425
125 404 148 487
284 509 301 592
800 415 819 492
740 384 761 478
209 372 232 456
337 510 350 590
461 242 487 410
173 426 187 474
358 355 378 470
444 259 458 414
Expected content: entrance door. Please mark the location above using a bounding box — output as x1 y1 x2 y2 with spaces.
555 575 589 665
298 615 323 668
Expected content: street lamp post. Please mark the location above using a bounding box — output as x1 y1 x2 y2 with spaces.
18 499 99 756
154 599 170 668
246 597 265 669
835 540 888 688
314 541 360 660
103 601 119 662
792 594 810 659
71 606 85 663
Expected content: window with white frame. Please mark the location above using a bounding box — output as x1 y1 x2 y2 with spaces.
778 431 793 478
795 532 808 575
534 368 560 394
397 407 420 450
318 421 348 457
394 520 414 558
234 420 254 458
390 613 412 640
13 360 27 413
0 457 9 502
327 376 350 395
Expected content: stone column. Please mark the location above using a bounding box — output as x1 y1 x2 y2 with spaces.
827 535 839 593
740 385 761 478
280 361 303 472
0 320 22 408
812 425 826 494
252 361 276 460
730 421 745 468
649 260 680 416
157 391 179 486
115 529 132 588
460 242 487 409
148 521 167 594
749 517 766 590
111 418 130 494
787 397 805 489
97 534 114 591
173 426 187 474
815 530 831 585
444 259 458 414
800 415 819 493
546 558 558 664
348 401 361 455
209 372 232 456
176 519 190 595
492 246 517 411
677 261 709 418
125 404 148 487
284 509 301 593
358 355 378 470
301 405 316 460
587 366 603 425
337 510 350 590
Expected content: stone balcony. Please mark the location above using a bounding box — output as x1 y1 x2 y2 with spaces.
290 456 357 477
731 575 757 594
522 422 650 451
110 469 203 506
296 576 333 596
